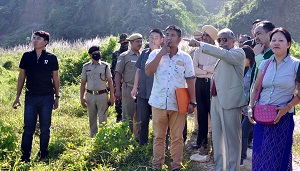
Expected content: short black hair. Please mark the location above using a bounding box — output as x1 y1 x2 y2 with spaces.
88 45 100 54
150 29 164 38
240 34 251 40
258 20 275 33
165 25 182 38
34 30 50 42
242 45 255 67
252 19 262 26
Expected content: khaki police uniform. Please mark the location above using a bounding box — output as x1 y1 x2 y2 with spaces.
115 49 139 137
81 61 112 137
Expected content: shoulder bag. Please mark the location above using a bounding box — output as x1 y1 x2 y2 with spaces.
253 59 278 125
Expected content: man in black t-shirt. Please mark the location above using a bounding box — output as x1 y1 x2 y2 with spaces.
13 30 60 162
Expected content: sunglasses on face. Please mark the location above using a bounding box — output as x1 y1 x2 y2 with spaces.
217 38 228 43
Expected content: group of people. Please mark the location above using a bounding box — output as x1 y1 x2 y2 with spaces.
13 19 300 171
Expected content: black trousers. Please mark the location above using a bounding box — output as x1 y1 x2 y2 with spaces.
196 78 211 145
137 97 152 146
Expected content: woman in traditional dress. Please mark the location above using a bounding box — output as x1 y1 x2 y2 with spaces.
248 27 300 171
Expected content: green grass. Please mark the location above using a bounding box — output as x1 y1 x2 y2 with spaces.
1 39 300 170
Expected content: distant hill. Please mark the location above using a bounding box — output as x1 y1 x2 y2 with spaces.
0 0 299 47
0 0 209 47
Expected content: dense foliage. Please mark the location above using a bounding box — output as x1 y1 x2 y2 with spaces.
0 0 208 47
211 0 300 42
1 0 300 47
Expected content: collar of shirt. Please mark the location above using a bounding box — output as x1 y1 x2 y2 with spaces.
263 47 271 54
91 60 102 65
270 54 291 63
33 49 46 56
167 48 182 58
144 48 151 54
129 49 140 56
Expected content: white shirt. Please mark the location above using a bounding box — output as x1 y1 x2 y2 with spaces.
146 49 195 111
192 47 218 78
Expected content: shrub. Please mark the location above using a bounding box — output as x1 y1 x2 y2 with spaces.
91 121 135 165
60 51 90 86
2 61 13 70
100 36 117 63
291 42 300 59
0 121 17 160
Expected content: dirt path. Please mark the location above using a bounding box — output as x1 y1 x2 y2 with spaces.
187 115 300 170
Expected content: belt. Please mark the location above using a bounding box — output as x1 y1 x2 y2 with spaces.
199 78 210 82
87 89 107 95
124 83 134 87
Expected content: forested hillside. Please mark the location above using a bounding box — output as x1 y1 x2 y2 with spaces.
212 0 300 42
0 0 300 47
0 0 209 47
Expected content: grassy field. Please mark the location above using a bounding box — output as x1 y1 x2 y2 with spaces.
1 38 300 171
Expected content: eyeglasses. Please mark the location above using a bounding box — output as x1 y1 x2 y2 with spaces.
217 38 228 43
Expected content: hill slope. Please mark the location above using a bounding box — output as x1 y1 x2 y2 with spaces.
1 0 300 47
211 0 300 42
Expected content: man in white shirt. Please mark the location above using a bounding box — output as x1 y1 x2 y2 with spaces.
145 25 196 171
191 25 218 154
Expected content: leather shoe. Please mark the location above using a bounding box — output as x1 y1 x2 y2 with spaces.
248 141 253 149
192 144 201 149
240 159 244 166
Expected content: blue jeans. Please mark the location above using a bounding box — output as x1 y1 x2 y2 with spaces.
21 95 54 159
241 115 253 160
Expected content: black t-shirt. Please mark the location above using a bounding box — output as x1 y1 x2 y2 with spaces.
19 49 59 96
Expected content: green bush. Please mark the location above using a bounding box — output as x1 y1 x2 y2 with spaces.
2 61 13 70
100 36 117 63
291 43 300 59
88 121 153 170
0 121 18 160
92 121 135 165
60 51 90 86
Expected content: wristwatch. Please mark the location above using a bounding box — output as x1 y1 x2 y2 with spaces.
189 102 197 108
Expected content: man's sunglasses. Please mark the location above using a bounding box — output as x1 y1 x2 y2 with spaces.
217 38 228 43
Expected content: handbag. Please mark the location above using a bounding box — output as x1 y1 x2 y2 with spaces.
253 59 278 125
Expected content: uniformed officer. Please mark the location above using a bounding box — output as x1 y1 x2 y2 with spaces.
115 33 142 138
80 45 115 137
111 33 129 122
